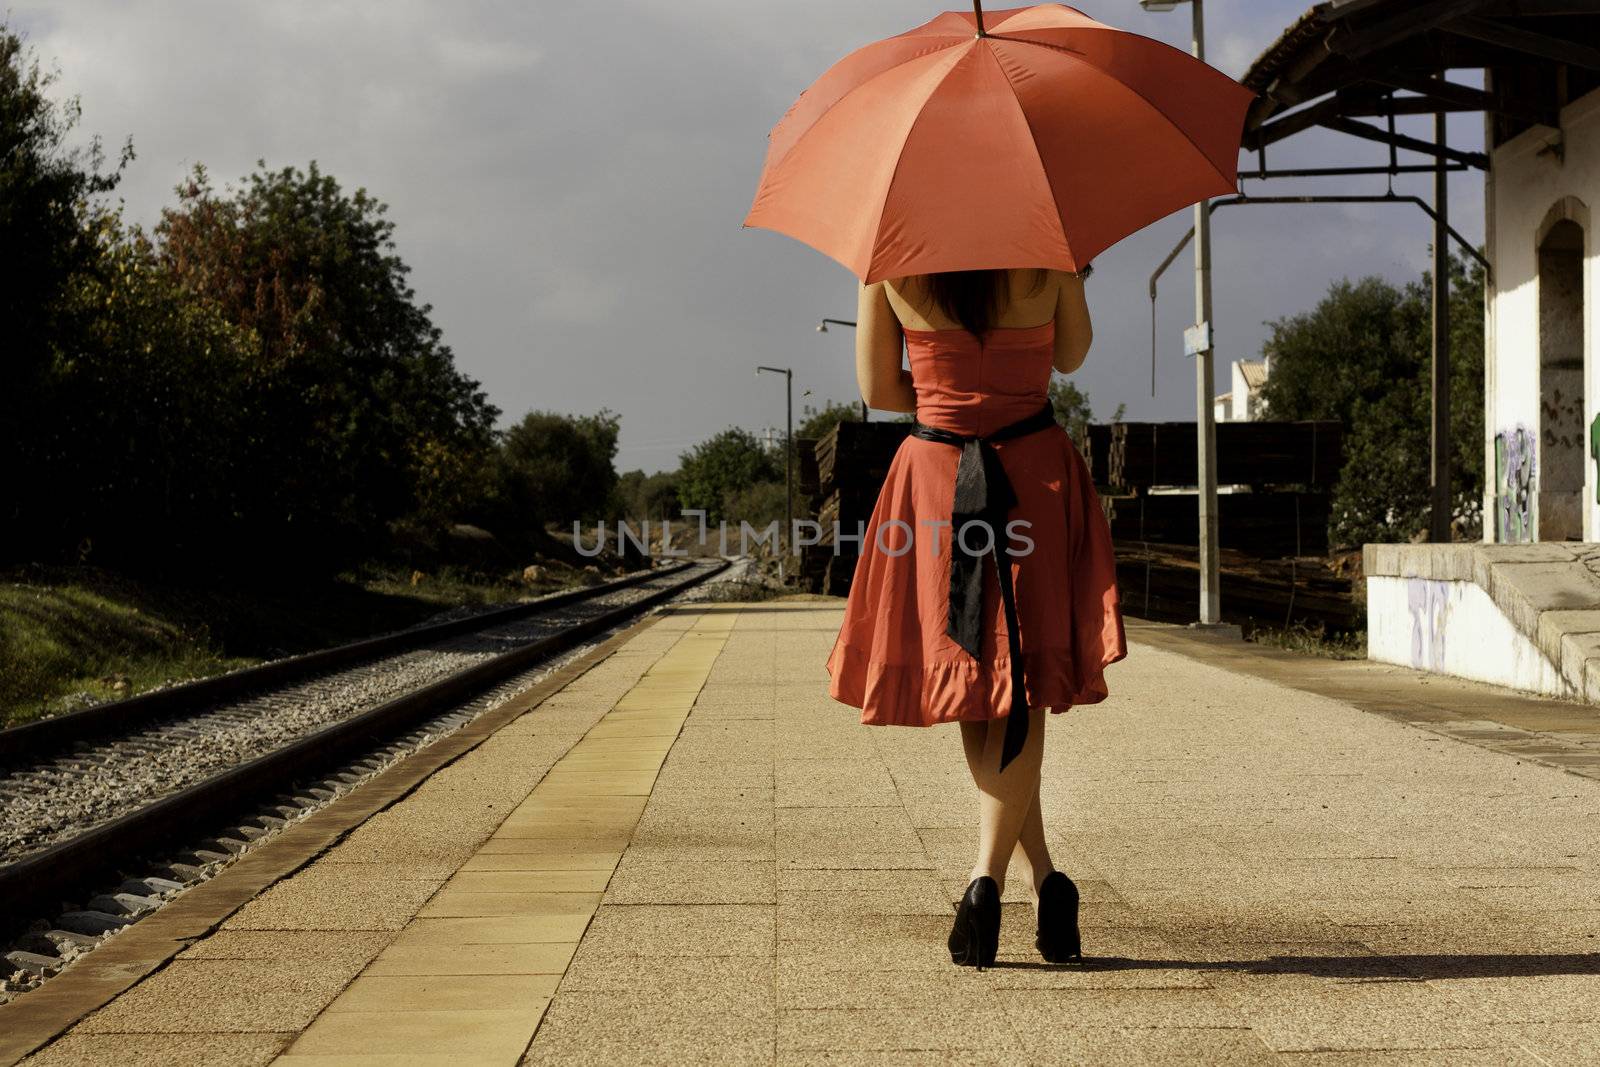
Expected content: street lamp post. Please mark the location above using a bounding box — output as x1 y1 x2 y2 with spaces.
757 365 794 576
816 318 869 421
1141 0 1220 626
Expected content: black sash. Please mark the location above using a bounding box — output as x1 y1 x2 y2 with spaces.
910 402 1056 771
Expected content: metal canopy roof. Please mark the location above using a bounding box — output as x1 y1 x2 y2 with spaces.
1240 0 1600 165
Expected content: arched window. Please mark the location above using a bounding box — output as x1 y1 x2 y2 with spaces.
1536 212 1585 541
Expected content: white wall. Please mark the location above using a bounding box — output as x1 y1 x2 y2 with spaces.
1367 575 1571 698
1486 88 1600 542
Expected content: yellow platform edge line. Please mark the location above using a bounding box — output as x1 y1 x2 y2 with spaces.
275 609 737 1065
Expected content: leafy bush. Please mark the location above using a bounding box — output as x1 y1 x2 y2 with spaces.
1257 251 1484 545
676 428 780 523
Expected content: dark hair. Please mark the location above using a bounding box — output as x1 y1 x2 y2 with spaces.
909 268 1048 338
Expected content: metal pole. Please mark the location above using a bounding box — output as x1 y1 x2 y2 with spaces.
817 319 868 422
1430 103 1452 543
758 364 796 576
785 368 794 565
1191 0 1221 624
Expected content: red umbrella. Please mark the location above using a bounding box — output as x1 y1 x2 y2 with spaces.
744 3 1255 282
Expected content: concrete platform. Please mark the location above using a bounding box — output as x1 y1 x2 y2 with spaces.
8 603 1600 1064
1366 541 1600 703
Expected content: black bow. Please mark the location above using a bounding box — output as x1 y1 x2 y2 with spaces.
911 403 1055 770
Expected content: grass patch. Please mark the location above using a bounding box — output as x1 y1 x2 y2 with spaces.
697 578 796 603
0 561 598 728
1245 620 1366 660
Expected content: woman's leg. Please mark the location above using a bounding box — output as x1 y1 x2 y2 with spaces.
958 706 1047 895
1012 783 1057 900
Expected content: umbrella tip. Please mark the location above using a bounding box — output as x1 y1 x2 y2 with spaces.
973 0 987 36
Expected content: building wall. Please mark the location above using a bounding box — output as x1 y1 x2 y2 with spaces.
1485 87 1600 542
1230 360 1251 421
1367 575 1570 699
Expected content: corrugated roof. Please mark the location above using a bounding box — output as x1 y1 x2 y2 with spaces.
1240 3 1334 97
1239 0 1600 138
1239 361 1269 390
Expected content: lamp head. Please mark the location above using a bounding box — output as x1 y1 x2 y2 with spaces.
1140 0 1186 9
816 322 828 333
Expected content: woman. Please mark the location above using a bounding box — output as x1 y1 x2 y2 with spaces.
824 265 1126 969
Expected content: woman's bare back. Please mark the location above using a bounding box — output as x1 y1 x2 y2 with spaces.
856 267 1093 411
882 268 1063 332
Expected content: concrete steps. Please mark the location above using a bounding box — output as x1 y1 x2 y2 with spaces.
1364 541 1600 703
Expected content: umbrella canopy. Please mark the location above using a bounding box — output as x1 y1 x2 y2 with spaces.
744 4 1256 283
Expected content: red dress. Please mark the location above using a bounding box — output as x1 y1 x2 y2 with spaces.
825 320 1127 727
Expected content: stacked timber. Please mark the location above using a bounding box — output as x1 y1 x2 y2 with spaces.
800 421 912 596
1113 543 1359 633
799 415 1356 632
1104 491 1329 557
1107 421 1341 489
1089 419 1355 632
1082 423 1114 488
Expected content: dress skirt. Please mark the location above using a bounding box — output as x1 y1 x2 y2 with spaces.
825 423 1126 727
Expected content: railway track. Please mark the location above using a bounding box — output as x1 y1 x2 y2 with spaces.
0 558 728 977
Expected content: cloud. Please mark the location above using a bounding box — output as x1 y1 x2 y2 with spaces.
14 0 1483 472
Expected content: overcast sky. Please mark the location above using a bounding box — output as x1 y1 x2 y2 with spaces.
17 1 1486 474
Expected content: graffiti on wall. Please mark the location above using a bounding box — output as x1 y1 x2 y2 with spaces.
1406 578 1450 673
1494 425 1537 543
1591 412 1600 505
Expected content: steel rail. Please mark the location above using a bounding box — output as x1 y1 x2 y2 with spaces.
0 561 692 761
0 559 728 920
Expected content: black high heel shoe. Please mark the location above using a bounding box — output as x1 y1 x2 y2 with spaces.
948 876 1001 969
1035 870 1082 963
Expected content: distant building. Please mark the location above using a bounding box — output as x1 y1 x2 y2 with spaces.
1212 356 1269 424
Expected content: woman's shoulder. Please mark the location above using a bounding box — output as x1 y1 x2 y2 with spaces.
877 268 1064 332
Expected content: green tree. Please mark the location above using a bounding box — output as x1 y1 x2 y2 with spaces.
722 479 788 532
613 469 681 520
1256 250 1485 545
1 26 498 573
155 161 498 566
0 23 131 558
676 428 780 523
495 410 621 529
1049 378 1124 443
47 215 260 561
796 399 863 441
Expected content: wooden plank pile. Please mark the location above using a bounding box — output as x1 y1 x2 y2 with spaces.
1104 491 1330 557
1106 421 1342 489
1113 542 1360 632
1081 423 1114 487
1091 419 1354 632
799 421 913 596
797 415 1356 635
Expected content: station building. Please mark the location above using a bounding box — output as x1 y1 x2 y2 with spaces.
1485 74 1599 543
1240 2 1600 704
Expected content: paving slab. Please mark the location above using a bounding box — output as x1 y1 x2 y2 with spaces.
518 603 1600 1064
15 602 1600 1064
274 610 735 1064
6 610 699 1066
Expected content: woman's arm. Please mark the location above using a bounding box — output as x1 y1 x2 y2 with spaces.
855 280 916 412
1052 271 1093 375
